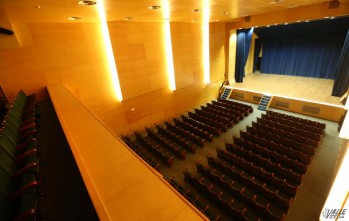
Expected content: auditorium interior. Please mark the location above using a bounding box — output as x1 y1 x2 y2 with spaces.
0 0 349 221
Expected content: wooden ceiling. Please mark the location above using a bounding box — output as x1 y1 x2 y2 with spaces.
0 0 345 23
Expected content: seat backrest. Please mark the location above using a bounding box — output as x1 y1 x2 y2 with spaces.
0 135 16 160
0 126 19 147
0 146 17 177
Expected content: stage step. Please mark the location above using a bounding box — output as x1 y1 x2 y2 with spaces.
257 95 273 111
220 87 233 100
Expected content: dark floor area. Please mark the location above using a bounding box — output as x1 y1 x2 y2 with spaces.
37 99 99 221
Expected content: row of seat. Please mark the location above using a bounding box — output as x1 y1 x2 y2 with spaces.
165 122 205 146
252 121 319 148
206 103 245 120
173 118 214 141
181 115 221 136
266 110 326 130
134 132 175 166
216 148 298 197
122 136 161 171
146 128 186 159
206 156 293 210
184 169 285 221
245 126 316 157
216 98 254 114
168 177 220 221
201 106 240 124
233 136 309 172
188 112 227 132
194 108 233 127
261 114 324 135
155 125 196 153
225 143 304 184
256 117 321 142
0 91 41 221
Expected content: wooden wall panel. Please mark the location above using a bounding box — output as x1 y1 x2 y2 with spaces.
108 22 168 100
171 22 203 90
228 87 345 122
209 22 225 83
0 23 116 105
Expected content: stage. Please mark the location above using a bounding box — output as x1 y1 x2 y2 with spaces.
231 73 342 105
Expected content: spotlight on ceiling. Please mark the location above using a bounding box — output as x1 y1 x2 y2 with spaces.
148 5 161 10
271 0 284 3
124 17 133 21
68 16 82 20
77 0 97 6
193 9 202 13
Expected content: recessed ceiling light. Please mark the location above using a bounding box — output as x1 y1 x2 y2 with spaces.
222 12 229 15
68 16 82 20
124 17 133 21
130 108 136 111
193 9 201 13
77 0 97 6
271 0 284 3
35 5 41 9
148 5 161 10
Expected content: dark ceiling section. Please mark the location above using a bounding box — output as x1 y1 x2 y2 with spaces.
254 16 349 38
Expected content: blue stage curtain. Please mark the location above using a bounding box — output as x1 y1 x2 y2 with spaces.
253 38 263 72
235 28 253 82
260 34 345 79
332 29 349 97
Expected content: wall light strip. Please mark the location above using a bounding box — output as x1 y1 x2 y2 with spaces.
162 0 176 91
97 1 123 101
202 1 210 84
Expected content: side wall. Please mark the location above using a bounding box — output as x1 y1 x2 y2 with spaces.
0 21 226 135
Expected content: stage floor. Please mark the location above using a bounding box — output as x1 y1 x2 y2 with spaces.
231 73 342 105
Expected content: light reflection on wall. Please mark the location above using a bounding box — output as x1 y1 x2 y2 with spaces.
163 0 176 91
97 1 123 101
202 1 210 84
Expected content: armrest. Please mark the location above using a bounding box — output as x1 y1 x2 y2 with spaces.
12 163 38 179
13 209 36 221
15 149 37 164
16 138 38 152
9 181 38 201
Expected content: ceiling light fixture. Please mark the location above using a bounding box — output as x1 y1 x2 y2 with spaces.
68 16 82 20
124 17 133 21
222 12 229 15
271 0 284 3
193 9 201 13
77 0 97 6
148 5 161 10
35 5 41 9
